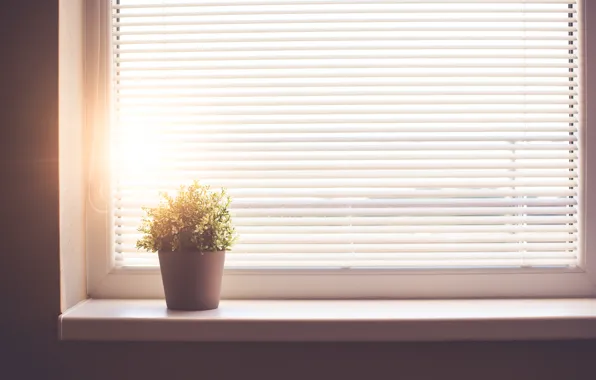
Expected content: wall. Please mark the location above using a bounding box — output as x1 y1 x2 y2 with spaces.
59 0 86 311
1 1 596 379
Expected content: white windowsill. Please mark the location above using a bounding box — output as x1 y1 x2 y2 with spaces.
59 299 596 342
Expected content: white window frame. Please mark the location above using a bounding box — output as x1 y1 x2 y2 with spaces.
85 0 596 299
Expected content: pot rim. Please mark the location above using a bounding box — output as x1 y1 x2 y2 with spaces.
158 250 226 254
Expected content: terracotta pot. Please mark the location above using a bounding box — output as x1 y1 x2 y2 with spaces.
158 250 225 311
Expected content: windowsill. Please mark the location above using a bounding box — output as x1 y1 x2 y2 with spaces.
59 299 596 342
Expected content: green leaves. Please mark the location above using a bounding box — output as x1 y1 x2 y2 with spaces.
136 181 237 253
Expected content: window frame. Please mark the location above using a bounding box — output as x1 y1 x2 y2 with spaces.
85 0 596 299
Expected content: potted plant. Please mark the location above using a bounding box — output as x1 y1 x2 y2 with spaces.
136 180 237 310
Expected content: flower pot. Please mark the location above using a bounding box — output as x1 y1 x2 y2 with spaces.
158 250 225 311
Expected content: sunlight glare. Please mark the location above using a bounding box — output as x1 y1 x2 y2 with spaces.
111 115 167 183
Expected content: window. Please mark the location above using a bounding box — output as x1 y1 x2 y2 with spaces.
87 0 595 299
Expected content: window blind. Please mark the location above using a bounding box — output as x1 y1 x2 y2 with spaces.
111 0 581 269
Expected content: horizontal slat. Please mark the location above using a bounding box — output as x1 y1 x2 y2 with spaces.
118 253 580 266
237 225 580 234
116 187 578 199
112 152 579 164
113 27 578 36
114 178 579 188
112 24 578 37
116 149 579 159
116 115 579 124
115 47 577 57
117 231 578 245
116 89 579 97
118 252 579 263
116 72 579 80
115 44 577 55
119 252 579 267
118 204 580 217
230 257 574 268
114 187 577 202
116 10 577 18
117 242 577 253
114 18 578 27
117 106 581 117
111 141 580 151
120 258 578 268
116 206 577 218
115 80 580 88
116 59 579 68
111 160 579 170
114 127 580 136
116 107 579 115
117 98 579 106
120 125 577 134
116 216 578 228
118 208 579 220
116 197 577 209
113 1 577 8
114 169 579 179
152 176 572 185
232 244 578 254
116 224 577 235
118 236 579 250
118 54 577 61
115 37 577 45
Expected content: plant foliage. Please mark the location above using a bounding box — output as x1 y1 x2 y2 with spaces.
136 181 237 252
